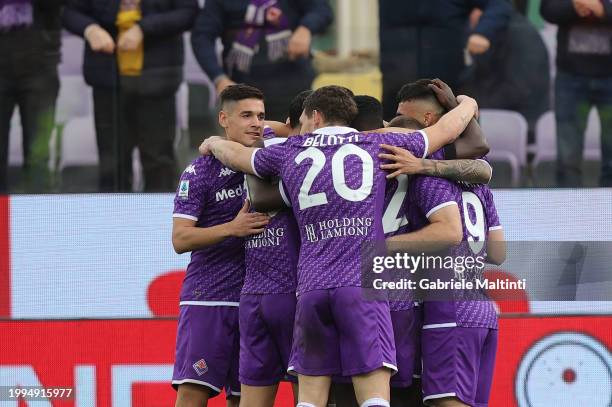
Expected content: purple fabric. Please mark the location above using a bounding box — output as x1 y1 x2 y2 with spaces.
0 0 32 30
226 0 291 74
244 132 299 295
421 327 497 407
390 308 422 388
243 208 299 294
172 305 241 397
239 293 297 385
173 156 246 303
252 129 427 295
288 287 397 377
407 176 500 329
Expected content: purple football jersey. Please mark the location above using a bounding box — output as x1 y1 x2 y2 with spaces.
243 208 300 294
252 126 428 294
263 126 276 140
385 146 442 311
173 156 246 303
243 136 300 294
383 175 414 311
407 176 501 329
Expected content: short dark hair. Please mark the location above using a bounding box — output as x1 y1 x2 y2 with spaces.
388 115 424 130
396 79 443 112
352 95 384 131
303 85 358 126
288 90 313 129
220 84 264 107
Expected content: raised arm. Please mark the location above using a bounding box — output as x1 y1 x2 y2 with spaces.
200 137 258 175
428 79 489 159
423 96 479 155
264 121 291 138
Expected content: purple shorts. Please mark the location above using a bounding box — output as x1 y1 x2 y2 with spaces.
390 307 422 388
239 293 297 386
421 326 497 407
288 287 397 377
172 305 241 398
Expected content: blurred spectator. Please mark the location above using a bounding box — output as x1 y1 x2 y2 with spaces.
378 0 512 120
514 0 528 15
541 0 612 187
0 0 65 193
191 0 333 121
460 8 550 143
63 0 197 192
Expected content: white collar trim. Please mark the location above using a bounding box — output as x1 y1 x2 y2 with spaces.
313 126 358 135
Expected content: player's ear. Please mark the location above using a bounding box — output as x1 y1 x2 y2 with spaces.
423 111 433 127
219 110 228 129
313 110 322 127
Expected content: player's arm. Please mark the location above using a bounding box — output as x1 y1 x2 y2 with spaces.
199 136 258 174
264 121 291 138
387 204 463 253
423 95 479 155
428 79 489 159
246 175 288 212
486 228 506 265
172 200 269 254
379 147 492 184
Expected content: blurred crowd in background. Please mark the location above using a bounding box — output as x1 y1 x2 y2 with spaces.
1 0 611 193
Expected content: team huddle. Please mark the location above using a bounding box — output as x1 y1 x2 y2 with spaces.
171 81 505 407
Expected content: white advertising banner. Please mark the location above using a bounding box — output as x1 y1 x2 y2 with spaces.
7 189 612 319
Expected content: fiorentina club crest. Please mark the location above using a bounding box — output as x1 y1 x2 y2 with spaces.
193 358 208 376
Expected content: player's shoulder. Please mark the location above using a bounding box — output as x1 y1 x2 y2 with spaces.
181 155 231 180
263 126 276 139
465 183 495 201
370 129 425 141
263 136 289 148
184 155 216 173
410 175 457 191
427 148 445 160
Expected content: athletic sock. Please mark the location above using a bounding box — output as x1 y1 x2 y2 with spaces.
360 397 390 407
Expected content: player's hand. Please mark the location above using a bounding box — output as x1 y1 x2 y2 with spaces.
287 26 311 60
199 136 223 156
379 144 424 179
84 24 115 54
456 94 479 118
428 78 458 110
229 200 270 237
466 33 490 55
117 24 143 51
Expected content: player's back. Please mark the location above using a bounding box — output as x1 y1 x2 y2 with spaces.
408 176 500 329
255 126 427 294
243 134 300 295
173 156 246 304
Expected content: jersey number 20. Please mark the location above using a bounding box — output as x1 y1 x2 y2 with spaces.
295 145 373 210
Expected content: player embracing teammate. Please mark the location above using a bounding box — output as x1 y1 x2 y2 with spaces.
173 81 505 407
